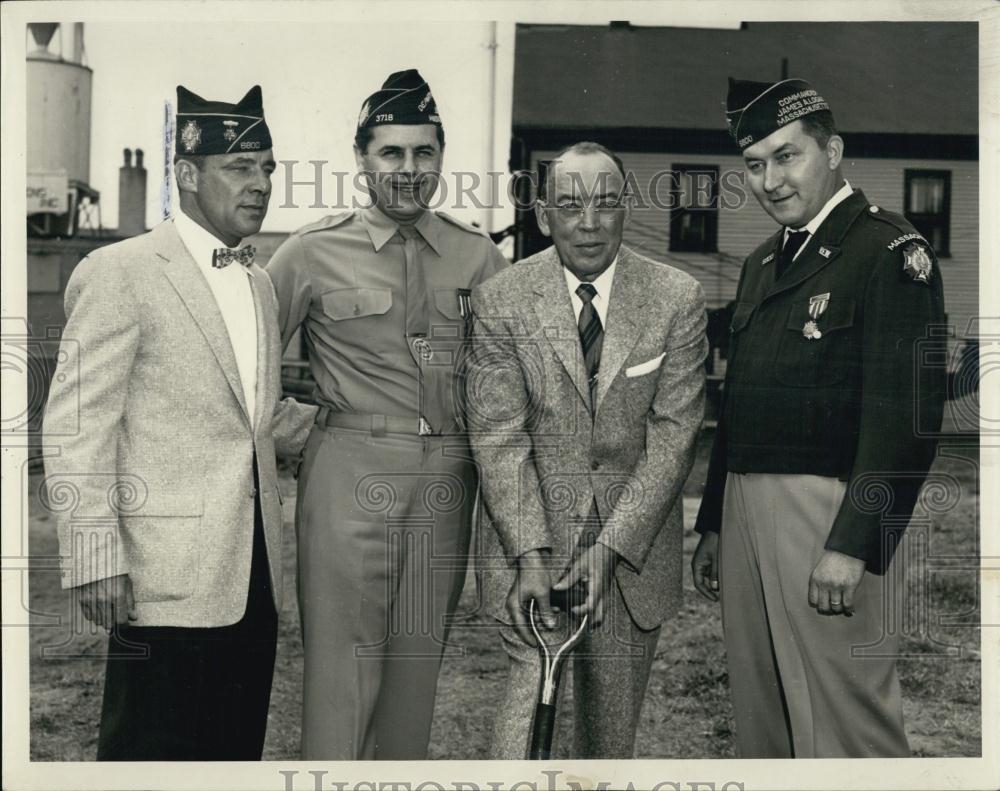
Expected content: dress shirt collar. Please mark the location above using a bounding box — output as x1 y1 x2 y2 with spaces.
172 210 254 277
361 205 443 256
784 180 853 242
563 256 618 308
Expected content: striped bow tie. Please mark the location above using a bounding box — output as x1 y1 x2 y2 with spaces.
212 245 255 269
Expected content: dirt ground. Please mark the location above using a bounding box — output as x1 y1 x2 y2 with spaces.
26 434 981 761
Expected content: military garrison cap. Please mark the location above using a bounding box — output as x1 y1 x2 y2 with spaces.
357 69 442 130
725 78 833 151
176 85 272 156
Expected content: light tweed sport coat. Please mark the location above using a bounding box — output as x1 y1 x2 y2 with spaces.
42 219 315 627
467 245 707 629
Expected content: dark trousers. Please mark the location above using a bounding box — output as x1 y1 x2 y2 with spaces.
97 461 278 761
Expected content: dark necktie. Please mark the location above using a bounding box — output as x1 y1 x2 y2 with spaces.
211 244 255 269
776 229 809 279
576 283 604 408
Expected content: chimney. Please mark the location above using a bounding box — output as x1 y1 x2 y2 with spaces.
118 147 147 237
72 23 86 65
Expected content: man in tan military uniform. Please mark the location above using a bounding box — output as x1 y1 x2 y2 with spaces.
266 69 506 760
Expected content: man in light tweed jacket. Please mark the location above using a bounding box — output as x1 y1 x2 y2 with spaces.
466 142 707 758
42 85 315 760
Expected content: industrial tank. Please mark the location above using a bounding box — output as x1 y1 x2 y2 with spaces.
26 23 92 185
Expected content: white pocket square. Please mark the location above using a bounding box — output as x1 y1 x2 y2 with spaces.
625 353 666 378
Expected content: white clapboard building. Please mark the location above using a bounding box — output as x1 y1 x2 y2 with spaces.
510 22 978 372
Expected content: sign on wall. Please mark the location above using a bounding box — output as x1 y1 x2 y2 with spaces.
26 171 69 214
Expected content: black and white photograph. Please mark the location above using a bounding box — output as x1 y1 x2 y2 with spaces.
2 2 997 790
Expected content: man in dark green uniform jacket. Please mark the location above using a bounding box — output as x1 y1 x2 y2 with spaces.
692 77 946 758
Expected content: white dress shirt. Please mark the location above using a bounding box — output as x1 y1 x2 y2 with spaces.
784 180 853 261
172 211 258 424
563 256 618 327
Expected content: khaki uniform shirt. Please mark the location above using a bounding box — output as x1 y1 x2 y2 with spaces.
266 206 507 433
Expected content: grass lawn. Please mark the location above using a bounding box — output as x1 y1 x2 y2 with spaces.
26 433 981 760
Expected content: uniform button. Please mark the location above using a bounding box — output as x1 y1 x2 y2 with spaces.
250 487 257 499
870 206 880 213
591 461 600 471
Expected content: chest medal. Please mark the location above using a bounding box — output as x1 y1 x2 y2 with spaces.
802 293 830 340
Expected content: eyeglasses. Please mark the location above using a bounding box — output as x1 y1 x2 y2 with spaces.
540 199 628 220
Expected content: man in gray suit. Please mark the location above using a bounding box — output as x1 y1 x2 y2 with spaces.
42 85 314 760
466 142 707 758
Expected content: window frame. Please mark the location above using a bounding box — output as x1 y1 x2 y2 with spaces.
903 168 952 257
668 163 720 254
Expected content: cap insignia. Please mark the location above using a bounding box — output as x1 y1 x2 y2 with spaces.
180 120 202 153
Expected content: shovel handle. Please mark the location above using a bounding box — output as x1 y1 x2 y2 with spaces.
528 702 556 759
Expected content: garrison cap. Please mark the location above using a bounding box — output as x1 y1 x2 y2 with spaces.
725 78 833 151
357 69 442 131
175 85 272 156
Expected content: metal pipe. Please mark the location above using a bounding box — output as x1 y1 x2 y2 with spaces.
73 23 85 64
485 21 498 232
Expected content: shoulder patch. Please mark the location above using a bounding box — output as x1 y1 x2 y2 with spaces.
297 210 356 236
901 242 934 285
437 211 489 238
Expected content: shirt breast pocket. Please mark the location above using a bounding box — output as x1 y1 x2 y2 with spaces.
433 288 468 320
432 288 472 338
320 287 393 321
774 298 857 387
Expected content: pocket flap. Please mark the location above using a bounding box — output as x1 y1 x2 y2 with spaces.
785 298 856 332
730 301 756 333
433 288 463 320
122 491 204 517
321 288 392 320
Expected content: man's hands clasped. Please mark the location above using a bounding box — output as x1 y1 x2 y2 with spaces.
507 543 619 644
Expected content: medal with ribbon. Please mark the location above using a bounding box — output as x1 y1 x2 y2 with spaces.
802 292 830 340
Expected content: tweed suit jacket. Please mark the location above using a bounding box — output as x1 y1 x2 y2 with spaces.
43 219 315 627
467 245 707 629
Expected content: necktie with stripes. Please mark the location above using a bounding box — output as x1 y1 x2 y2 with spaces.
576 282 603 409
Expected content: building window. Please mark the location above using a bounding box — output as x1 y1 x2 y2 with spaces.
669 165 718 253
904 169 951 256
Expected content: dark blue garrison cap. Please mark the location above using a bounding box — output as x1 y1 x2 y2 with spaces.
176 84 272 156
725 78 833 150
357 69 442 130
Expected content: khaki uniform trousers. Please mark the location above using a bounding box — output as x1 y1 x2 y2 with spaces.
296 424 475 760
719 472 910 758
